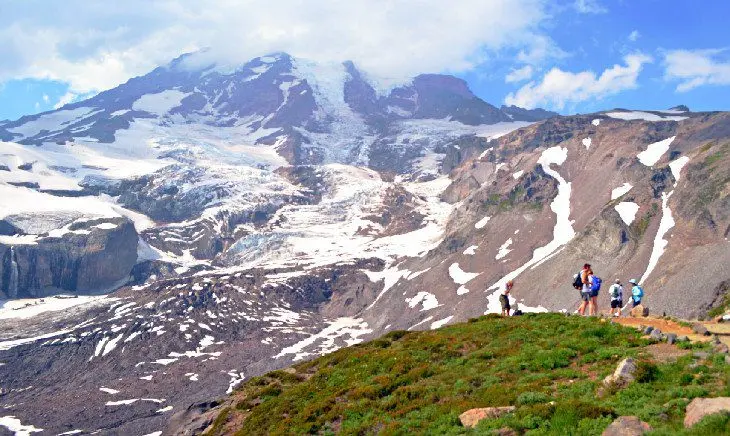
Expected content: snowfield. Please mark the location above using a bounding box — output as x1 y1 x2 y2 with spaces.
637 136 676 167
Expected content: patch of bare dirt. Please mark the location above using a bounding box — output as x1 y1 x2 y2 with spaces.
645 342 690 362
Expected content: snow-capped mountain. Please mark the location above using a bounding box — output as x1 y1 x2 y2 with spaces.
0 52 553 302
0 51 728 434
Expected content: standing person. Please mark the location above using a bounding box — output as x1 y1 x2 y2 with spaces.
499 280 513 316
629 279 644 307
589 271 601 316
577 264 594 316
608 279 624 317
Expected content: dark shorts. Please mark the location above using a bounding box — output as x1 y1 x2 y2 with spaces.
499 294 510 310
591 289 599 298
610 299 623 309
580 292 591 302
632 299 641 307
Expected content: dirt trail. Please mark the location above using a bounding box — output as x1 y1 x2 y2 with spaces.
613 316 730 346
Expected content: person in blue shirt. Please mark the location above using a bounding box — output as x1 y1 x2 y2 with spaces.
629 279 644 307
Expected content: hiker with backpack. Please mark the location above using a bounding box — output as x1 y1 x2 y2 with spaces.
499 280 514 316
574 263 597 316
629 279 644 307
608 279 624 317
590 272 602 316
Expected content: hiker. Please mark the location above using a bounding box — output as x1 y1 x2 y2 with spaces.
576 263 594 316
608 279 624 317
590 270 602 316
629 279 644 307
499 280 513 316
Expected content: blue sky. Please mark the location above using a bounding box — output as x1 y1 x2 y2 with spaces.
1 0 729 121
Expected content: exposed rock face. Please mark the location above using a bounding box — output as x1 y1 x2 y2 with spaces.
684 397 730 427
602 416 652 436
458 406 516 428
0 217 137 298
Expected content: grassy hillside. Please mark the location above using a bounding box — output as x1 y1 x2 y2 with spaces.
205 314 730 435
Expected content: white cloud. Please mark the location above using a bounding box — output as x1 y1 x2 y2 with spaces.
574 0 607 14
0 0 550 98
516 35 569 66
54 91 80 109
628 30 640 42
505 65 534 83
504 53 652 110
663 48 730 92
42 94 49 103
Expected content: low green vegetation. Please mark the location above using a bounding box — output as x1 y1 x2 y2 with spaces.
208 314 730 435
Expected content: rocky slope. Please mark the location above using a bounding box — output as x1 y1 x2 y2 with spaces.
0 50 727 434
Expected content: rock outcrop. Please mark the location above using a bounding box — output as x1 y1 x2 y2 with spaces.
459 406 516 428
630 304 649 317
684 397 730 427
0 217 137 297
603 358 637 387
602 416 652 436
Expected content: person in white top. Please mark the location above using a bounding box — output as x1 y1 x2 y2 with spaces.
608 279 624 317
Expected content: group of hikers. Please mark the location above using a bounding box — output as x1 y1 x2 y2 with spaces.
498 263 645 317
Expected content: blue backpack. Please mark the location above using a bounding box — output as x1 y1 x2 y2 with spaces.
632 285 644 300
591 276 602 292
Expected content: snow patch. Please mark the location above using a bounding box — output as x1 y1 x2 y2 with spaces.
637 136 676 167
105 399 138 406
0 295 112 320
431 316 454 329
591 119 601 126
495 238 513 260
448 263 479 285
614 202 640 225
132 90 188 116
274 317 372 361
463 245 477 255
582 137 592 149
512 170 524 179
475 216 491 229
611 183 633 200
405 291 439 311
605 111 688 122
99 387 119 394
640 191 675 284
0 416 43 435
668 156 690 186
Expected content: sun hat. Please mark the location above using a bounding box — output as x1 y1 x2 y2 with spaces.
629 279 637 284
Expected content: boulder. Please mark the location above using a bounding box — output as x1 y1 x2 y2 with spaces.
459 406 516 428
649 329 663 341
630 305 649 317
684 397 730 427
692 323 710 336
665 333 677 345
643 326 654 335
603 357 637 387
714 343 729 354
677 336 689 342
602 416 653 436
